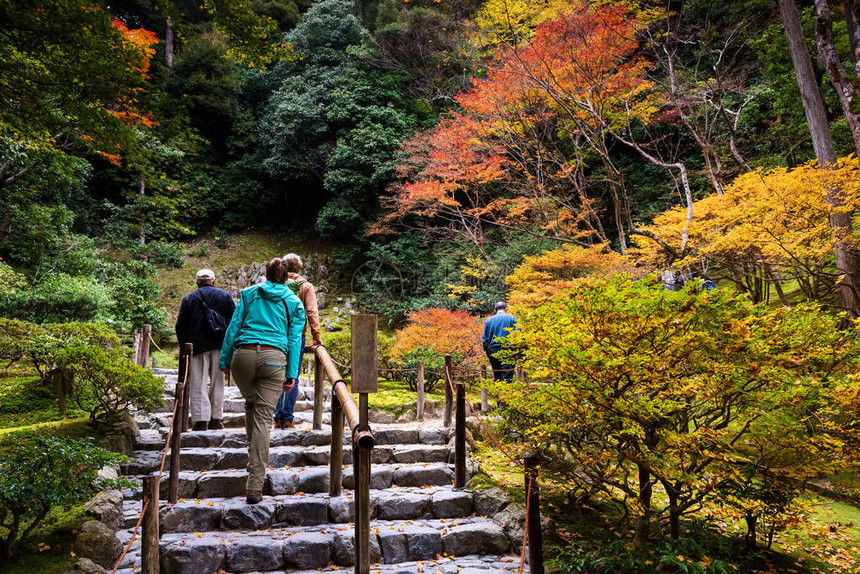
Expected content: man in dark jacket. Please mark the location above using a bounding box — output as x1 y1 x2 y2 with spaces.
175 269 236 431
482 301 518 382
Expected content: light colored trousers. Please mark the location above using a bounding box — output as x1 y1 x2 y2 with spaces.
189 349 225 424
230 347 286 491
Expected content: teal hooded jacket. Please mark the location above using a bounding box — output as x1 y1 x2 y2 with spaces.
219 281 306 378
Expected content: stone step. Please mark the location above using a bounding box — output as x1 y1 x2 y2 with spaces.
122 443 452 475
115 554 525 574
124 462 459 500
122 485 475 532
114 516 514 573
134 426 450 451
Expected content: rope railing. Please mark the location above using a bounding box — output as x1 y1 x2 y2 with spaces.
110 349 191 574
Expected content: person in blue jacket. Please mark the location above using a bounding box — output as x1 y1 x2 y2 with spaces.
482 301 518 382
219 257 305 504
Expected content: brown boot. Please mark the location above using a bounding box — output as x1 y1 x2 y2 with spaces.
246 490 263 504
208 419 224 430
192 421 208 432
282 421 295 429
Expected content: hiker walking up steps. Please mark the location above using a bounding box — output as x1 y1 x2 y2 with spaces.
175 268 236 431
273 253 322 429
219 258 305 504
483 301 518 383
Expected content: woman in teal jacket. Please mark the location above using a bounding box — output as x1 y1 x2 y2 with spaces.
220 257 305 504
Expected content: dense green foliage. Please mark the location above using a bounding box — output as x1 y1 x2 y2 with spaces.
0 435 127 558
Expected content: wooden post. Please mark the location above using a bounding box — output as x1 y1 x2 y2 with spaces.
443 354 453 428
151 356 157 370
168 378 185 505
179 343 193 431
481 389 489 413
350 315 376 574
329 395 343 497
139 324 152 368
480 365 487 380
516 364 523 383
314 354 324 430
132 329 140 365
455 382 466 489
416 360 425 421
141 475 160 574
525 453 544 574
354 394 371 574
350 315 378 393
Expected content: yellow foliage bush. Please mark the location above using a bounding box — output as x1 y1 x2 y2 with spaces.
506 243 638 307
631 157 860 291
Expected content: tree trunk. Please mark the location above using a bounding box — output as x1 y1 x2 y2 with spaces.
137 175 147 260
779 0 860 317
745 514 758 550
846 1 860 76
166 17 175 67
666 488 681 540
635 462 652 546
814 0 860 158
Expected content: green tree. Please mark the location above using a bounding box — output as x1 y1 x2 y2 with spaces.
0 435 127 558
491 276 859 545
259 0 417 236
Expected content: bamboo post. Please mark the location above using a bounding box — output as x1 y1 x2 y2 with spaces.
416 360 425 421
329 394 344 497
314 354 324 430
139 324 152 368
141 475 160 574
455 382 466 489
443 354 453 428
525 453 544 574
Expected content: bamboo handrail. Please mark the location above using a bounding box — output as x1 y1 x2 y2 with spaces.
309 345 376 450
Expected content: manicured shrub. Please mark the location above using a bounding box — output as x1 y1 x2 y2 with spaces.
388 345 449 393
0 263 27 294
0 435 127 559
55 346 164 424
0 318 46 371
0 274 110 324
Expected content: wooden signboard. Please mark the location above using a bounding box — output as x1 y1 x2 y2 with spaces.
350 314 378 393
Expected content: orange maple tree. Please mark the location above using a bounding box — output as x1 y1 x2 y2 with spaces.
390 308 485 369
375 1 652 252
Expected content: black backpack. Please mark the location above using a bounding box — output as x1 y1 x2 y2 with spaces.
197 292 228 336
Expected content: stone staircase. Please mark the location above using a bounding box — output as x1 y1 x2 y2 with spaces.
110 368 527 573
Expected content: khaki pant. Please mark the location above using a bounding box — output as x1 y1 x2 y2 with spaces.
230 347 286 491
188 350 225 424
